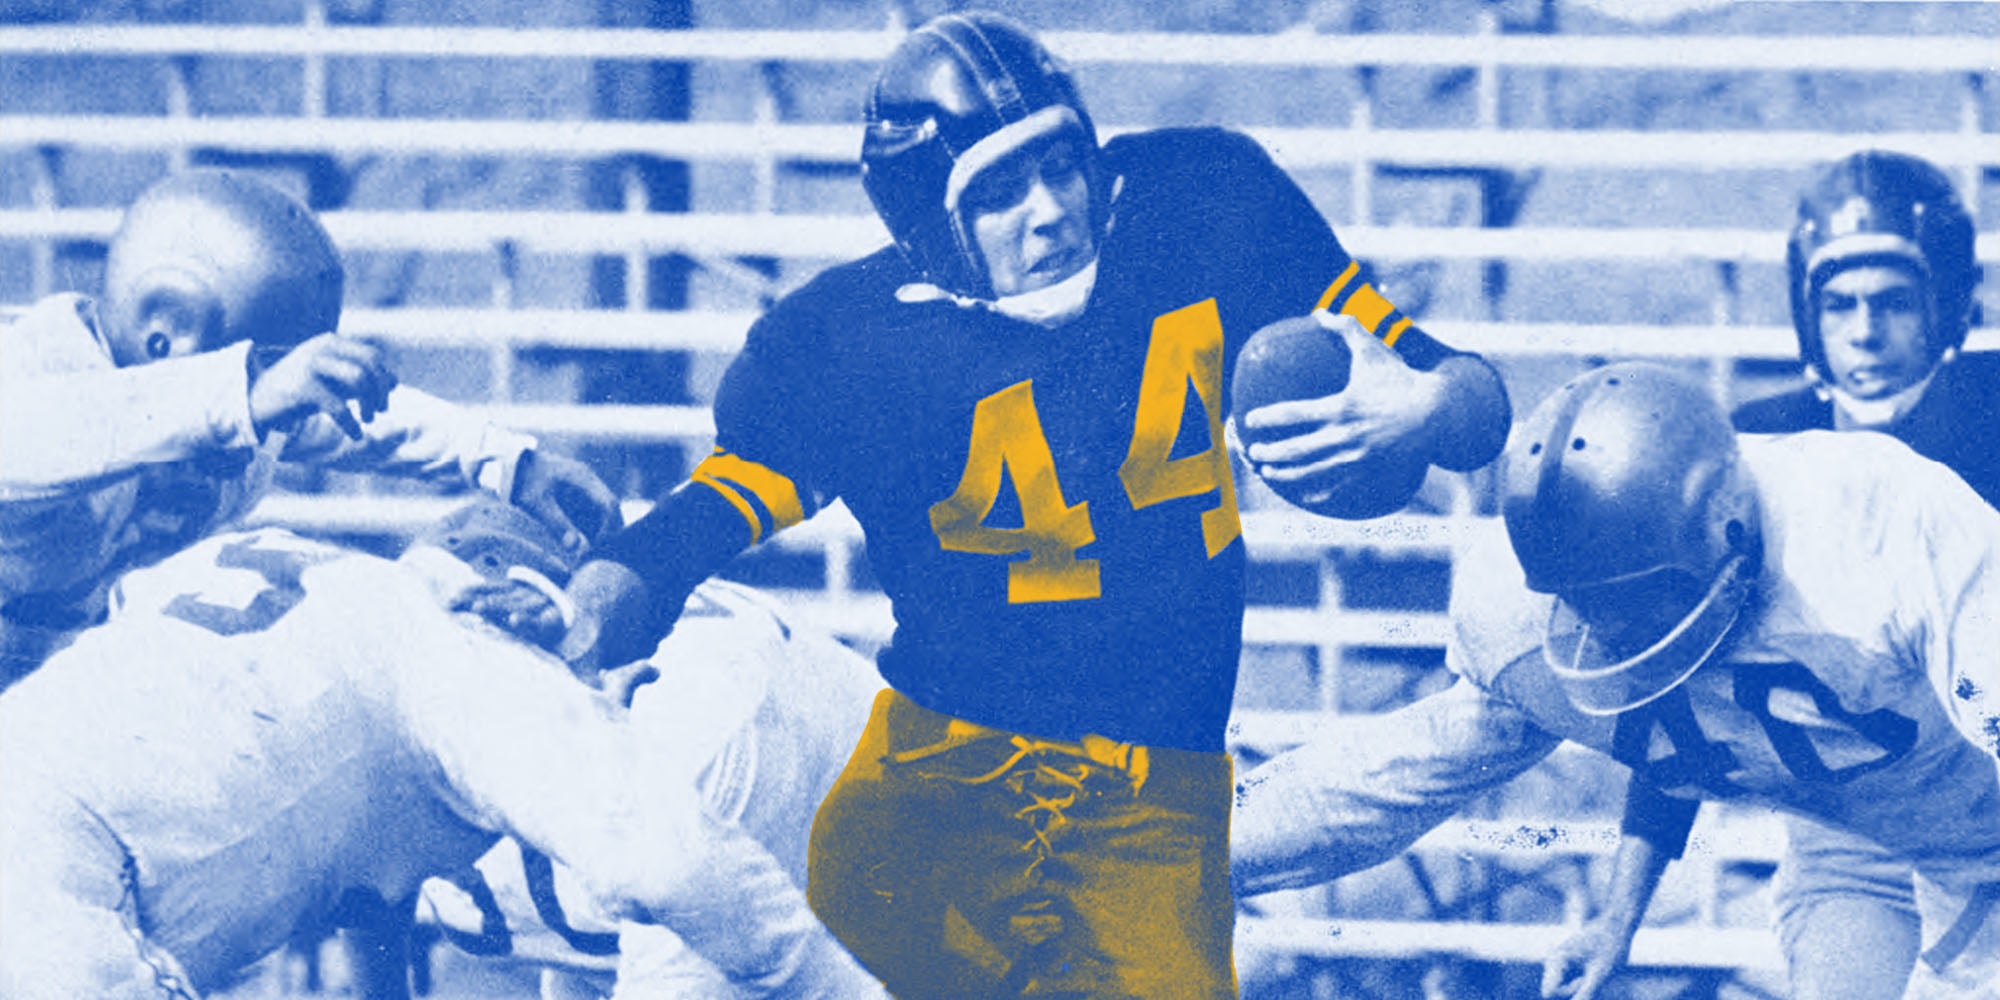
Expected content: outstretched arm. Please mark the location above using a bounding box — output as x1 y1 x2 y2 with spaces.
1232 679 1561 897
1541 782 1690 1000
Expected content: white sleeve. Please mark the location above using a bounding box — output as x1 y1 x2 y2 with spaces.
280 385 534 496
1231 679 1562 897
1898 457 2000 763
0 339 257 499
386 580 873 996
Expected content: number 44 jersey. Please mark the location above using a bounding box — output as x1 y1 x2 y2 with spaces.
1448 431 2000 888
703 127 1464 753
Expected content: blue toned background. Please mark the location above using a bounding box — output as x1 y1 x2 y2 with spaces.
3 0 1995 997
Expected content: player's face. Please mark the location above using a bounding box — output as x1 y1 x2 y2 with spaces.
963 138 1095 297
1561 568 1707 660
1817 264 1931 400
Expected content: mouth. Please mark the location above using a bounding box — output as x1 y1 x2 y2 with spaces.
1027 244 1088 280
1842 366 1898 392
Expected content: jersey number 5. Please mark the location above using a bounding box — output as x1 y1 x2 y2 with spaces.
929 299 1241 604
162 536 330 636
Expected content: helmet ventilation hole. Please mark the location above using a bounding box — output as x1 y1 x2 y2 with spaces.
1571 437 1587 451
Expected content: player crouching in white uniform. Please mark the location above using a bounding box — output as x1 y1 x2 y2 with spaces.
400 575 889 1000
1232 363 2000 999
0 498 881 1000
0 168 614 686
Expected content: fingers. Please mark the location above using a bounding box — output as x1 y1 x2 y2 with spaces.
1243 422 1372 470
250 333 397 439
516 453 621 553
1239 394 1352 434
518 493 586 555
1540 952 1581 999
1540 967 1569 998
306 337 395 427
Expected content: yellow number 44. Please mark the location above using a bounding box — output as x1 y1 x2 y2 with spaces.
929 299 1242 604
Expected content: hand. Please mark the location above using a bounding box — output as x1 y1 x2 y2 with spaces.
511 450 621 556
556 559 663 677
1540 919 1631 1000
248 333 396 441
448 577 568 653
1237 311 1440 489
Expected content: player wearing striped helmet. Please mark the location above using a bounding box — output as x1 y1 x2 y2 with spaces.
1234 364 2000 999
522 13 1509 995
0 500 878 999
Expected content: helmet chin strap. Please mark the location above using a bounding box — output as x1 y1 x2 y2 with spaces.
895 256 1100 329
1817 357 1945 430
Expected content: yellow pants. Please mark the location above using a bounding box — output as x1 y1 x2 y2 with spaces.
807 689 1236 999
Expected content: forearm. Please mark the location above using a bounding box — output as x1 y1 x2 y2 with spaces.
0 344 257 498
1593 828 1673 943
1414 354 1510 472
585 479 755 642
1233 683 1561 896
281 385 533 495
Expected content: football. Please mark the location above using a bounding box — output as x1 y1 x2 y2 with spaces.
1230 314 1429 520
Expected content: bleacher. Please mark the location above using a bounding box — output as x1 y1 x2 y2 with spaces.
4 0 1995 995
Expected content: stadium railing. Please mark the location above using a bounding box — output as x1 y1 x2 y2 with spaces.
4 12 1993 977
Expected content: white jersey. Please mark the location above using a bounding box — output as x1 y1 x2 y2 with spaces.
1444 431 2000 883
0 530 874 998
417 580 886 996
1235 433 2000 971
0 294 532 645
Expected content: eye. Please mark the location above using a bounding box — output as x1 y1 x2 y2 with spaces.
962 167 1030 216
146 331 173 359
1039 143 1081 183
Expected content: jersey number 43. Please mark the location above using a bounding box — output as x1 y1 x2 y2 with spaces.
929 299 1241 604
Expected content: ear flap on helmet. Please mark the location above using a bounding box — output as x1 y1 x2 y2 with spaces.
1786 150 1979 382
860 12 1106 300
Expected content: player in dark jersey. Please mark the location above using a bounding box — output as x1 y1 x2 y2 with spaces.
530 12 1510 997
1544 151 1994 1000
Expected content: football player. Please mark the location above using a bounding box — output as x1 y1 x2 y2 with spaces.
401 577 887 999
495 11 1508 997
0 499 880 1000
0 168 616 686
1546 151 1995 1000
1232 363 2000 999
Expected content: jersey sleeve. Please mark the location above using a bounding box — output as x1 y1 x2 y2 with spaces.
699 301 837 544
1199 129 1464 371
1232 679 1562 896
0 295 259 500
278 385 534 497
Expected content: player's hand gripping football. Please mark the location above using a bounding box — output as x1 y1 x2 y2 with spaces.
1236 310 1439 499
1540 918 1630 1000
247 332 397 441
509 450 622 557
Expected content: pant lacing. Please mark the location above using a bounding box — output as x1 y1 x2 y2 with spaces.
900 733 1150 878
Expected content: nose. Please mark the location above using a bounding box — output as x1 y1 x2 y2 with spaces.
1839 300 1886 348
1021 176 1067 232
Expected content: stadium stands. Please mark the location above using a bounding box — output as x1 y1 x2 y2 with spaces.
3 1 1994 994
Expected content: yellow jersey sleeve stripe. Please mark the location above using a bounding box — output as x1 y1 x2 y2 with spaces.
1313 261 1362 313
694 452 808 532
1339 283 1396 335
691 471 765 545
1383 315 1414 348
